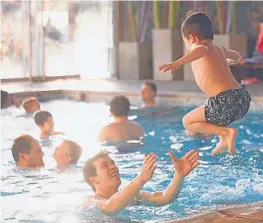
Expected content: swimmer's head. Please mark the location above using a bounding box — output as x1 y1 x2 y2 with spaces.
77 93 87 102
141 82 157 106
11 134 44 169
110 96 130 117
181 11 214 49
22 97 40 113
53 140 82 168
34 111 54 135
1 90 19 109
83 151 121 192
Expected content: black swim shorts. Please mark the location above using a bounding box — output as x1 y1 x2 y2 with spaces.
205 85 251 126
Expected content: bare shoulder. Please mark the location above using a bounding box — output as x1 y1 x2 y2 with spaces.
193 43 209 51
98 125 113 141
131 121 144 137
101 123 118 132
130 121 144 130
82 195 97 207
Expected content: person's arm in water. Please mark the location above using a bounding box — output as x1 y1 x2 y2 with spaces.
137 150 199 206
159 44 209 72
83 153 157 214
221 47 245 63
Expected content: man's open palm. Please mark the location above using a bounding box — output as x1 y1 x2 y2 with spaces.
169 150 199 177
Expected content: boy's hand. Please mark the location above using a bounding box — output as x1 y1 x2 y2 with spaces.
238 57 246 65
159 61 181 72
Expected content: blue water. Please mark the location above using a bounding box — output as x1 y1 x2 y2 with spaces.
1 99 263 222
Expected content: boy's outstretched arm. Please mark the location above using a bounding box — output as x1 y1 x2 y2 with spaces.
137 150 199 205
222 47 244 63
159 45 208 72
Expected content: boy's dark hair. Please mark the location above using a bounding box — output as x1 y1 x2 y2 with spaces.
11 134 35 163
181 11 214 40
64 140 82 164
145 82 157 93
83 151 109 191
110 96 130 117
34 111 52 127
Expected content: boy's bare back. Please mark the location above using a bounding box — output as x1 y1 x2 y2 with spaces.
191 42 240 97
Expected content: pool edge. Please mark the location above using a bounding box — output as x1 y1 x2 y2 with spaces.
11 89 263 112
165 201 263 223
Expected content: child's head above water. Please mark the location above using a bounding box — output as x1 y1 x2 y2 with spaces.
181 11 214 48
34 111 54 137
53 140 82 168
22 97 40 113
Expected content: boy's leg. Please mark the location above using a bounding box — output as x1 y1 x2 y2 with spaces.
182 106 238 155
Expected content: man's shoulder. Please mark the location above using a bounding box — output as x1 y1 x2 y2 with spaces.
130 121 143 128
82 195 105 208
102 122 119 131
105 121 142 129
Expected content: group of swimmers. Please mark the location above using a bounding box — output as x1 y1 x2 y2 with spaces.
2 12 252 215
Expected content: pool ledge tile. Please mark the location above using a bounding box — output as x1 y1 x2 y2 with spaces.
166 202 263 223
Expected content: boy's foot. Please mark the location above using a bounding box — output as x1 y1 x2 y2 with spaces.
211 136 227 156
211 128 238 156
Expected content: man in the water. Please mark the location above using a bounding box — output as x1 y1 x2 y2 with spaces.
1 90 19 109
82 149 199 214
22 97 40 113
34 111 64 138
141 82 158 107
11 134 45 169
98 96 144 143
53 140 82 168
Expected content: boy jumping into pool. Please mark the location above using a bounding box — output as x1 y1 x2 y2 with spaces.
159 12 251 156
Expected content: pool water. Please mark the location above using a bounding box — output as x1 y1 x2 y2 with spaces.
1 98 263 222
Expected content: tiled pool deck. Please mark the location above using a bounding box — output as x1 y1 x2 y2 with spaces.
1 79 263 222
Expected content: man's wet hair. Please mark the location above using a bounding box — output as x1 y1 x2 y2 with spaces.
11 134 36 163
63 140 82 164
83 150 109 191
34 111 52 127
110 96 130 117
145 82 157 93
181 11 214 40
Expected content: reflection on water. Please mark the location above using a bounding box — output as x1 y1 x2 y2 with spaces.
1 99 263 222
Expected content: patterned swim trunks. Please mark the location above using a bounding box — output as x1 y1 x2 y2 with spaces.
205 85 251 126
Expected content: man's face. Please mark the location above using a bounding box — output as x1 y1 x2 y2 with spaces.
53 141 71 167
25 100 40 112
141 84 156 103
31 101 41 112
20 140 44 168
90 155 121 191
